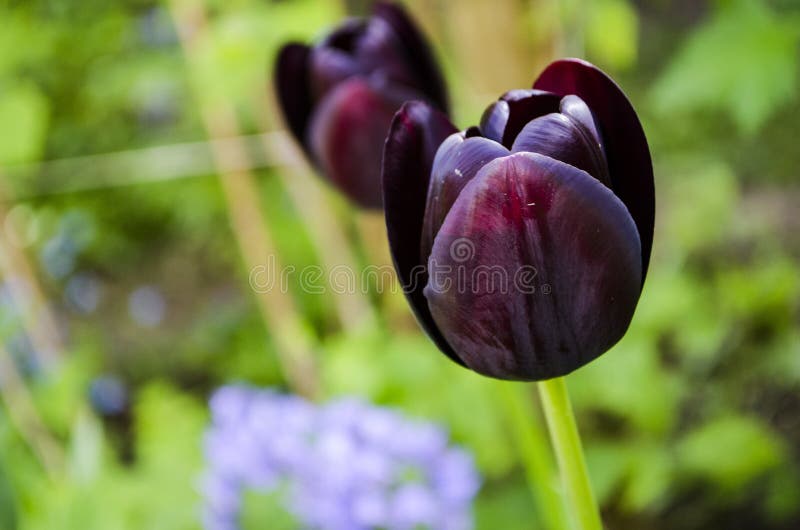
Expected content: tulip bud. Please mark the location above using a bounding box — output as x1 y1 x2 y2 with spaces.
383 59 654 380
275 2 449 208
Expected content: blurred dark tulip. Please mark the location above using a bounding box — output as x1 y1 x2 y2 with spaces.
383 59 654 380
275 1 448 208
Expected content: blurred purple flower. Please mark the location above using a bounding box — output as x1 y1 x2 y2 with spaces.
128 285 166 328
88 375 129 417
64 273 103 314
202 386 480 530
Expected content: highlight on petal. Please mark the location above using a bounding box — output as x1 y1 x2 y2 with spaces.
275 43 313 147
534 58 654 281
309 77 421 208
356 15 420 90
498 89 561 148
560 94 604 147
421 135 509 260
424 152 642 380
382 101 461 364
308 46 364 100
373 1 449 112
511 99 611 187
478 101 509 143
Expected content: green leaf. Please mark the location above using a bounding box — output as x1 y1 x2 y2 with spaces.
240 487 299 530
586 0 639 70
584 441 632 506
570 333 685 435
621 443 673 513
0 82 49 165
0 460 18 530
650 0 799 135
676 414 785 491
474 477 537 530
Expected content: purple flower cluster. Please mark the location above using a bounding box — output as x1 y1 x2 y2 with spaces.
202 386 480 530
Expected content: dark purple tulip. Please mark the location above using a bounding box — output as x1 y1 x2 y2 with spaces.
383 59 654 380
275 1 448 209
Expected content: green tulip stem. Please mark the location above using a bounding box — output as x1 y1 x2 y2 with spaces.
498 383 570 530
538 377 603 530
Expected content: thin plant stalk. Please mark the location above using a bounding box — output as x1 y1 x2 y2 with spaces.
1 133 292 199
538 377 603 530
498 382 570 530
256 92 378 333
0 343 64 480
169 0 318 398
355 211 393 271
0 179 64 371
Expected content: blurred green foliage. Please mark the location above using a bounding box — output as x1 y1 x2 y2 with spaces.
651 0 800 135
0 0 799 529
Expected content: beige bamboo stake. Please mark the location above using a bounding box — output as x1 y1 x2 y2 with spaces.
355 210 392 270
257 93 377 333
0 179 64 370
0 342 64 480
169 0 317 398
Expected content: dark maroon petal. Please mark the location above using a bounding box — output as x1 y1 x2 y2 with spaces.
309 77 420 208
560 94 603 146
465 126 482 138
424 153 642 380
511 100 611 187
499 89 561 148
421 135 509 260
318 17 366 52
534 58 654 282
382 101 461 364
479 101 509 143
308 46 364 101
275 43 313 148
356 16 420 90
372 1 449 112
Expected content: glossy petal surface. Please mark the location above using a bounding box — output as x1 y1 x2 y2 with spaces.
382 101 461 363
421 135 509 259
308 46 363 100
560 94 603 146
318 17 366 51
424 153 642 380
499 89 561 147
534 58 654 281
357 16 420 89
373 1 449 112
511 96 611 186
478 101 509 143
275 43 313 147
309 77 421 208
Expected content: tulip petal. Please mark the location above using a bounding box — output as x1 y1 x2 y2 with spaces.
318 17 366 52
308 46 364 101
275 43 313 147
357 16 421 90
383 101 462 364
373 1 449 112
478 101 509 143
499 89 561 148
309 77 422 208
560 94 603 147
424 152 642 380
421 135 509 259
534 58 654 282
511 104 611 187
